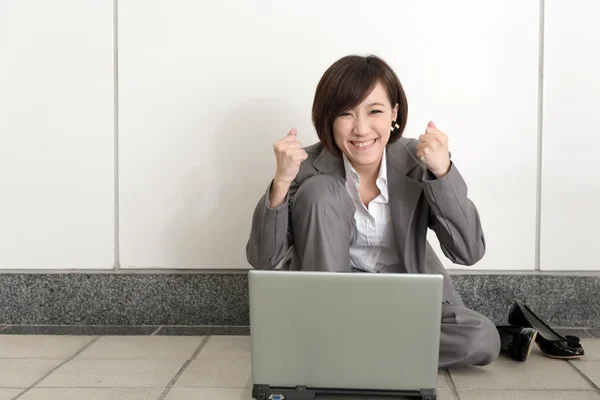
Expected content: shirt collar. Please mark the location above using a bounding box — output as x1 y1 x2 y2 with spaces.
342 152 356 180
378 149 388 186
342 149 389 201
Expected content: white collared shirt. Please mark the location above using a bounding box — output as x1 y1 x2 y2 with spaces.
343 150 400 273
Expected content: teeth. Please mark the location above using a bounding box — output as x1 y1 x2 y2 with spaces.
352 139 375 148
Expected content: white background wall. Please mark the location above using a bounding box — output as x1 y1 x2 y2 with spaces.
0 1 114 269
540 0 600 271
0 0 598 271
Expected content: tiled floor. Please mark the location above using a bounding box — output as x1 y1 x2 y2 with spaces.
0 329 598 399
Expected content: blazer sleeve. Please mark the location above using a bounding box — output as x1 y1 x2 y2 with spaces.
245 179 298 269
422 162 486 266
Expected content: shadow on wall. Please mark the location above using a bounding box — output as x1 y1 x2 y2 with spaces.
162 98 307 269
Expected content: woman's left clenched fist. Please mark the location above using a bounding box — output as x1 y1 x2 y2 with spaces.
416 121 451 178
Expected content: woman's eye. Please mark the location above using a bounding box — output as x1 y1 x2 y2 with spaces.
339 112 352 117
370 110 383 114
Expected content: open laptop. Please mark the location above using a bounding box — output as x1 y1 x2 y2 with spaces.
248 270 443 400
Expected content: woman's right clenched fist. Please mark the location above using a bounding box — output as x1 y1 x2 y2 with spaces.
273 128 308 185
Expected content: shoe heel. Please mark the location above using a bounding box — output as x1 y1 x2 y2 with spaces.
525 331 537 360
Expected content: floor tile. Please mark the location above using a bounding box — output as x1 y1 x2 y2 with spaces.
16 388 163 400
196 335 251 360
75 336 204 359
0 389 24 400
164 388 252 400
0 325 158 336
458 391 600 400
434 390 457 400
573 339 600 362
437 370 450 390
0 359 63 388
175 357 251 388
556 328 596 339
571 362 600 388
449 349 592 391
36 359 185 388
156 326 250 336
0 335 94 359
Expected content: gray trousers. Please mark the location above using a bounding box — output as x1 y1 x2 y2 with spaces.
285 175 501 370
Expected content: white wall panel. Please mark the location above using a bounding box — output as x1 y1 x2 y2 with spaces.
0 1 114 269
540 0 600 271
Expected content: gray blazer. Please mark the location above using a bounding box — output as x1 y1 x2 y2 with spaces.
246 137 486 304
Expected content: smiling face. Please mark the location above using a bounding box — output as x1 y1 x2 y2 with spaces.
311 55 409 161
332 81 399 171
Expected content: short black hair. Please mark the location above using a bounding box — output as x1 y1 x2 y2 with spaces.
312 54 409 156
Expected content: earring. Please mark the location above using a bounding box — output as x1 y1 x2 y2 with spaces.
390 121 400 132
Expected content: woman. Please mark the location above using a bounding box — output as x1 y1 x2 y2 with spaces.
246 54 501 369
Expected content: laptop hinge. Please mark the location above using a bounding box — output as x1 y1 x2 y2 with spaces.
252 385 314 400
253 384 436 399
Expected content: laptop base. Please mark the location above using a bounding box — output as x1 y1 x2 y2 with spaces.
252 384 436 399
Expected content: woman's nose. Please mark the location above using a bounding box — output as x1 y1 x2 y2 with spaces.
353 117 370 136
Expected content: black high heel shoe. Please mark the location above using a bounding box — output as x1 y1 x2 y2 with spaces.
497 325 538 361
508 300 585 359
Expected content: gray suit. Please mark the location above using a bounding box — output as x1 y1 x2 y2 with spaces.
247 138 501 369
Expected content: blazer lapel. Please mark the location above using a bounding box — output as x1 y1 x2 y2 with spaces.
312 148 345 182
386 141 424 273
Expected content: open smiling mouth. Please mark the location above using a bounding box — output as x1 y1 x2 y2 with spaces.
350 138 377 150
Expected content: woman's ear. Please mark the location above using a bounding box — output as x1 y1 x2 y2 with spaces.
392 103 399 122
